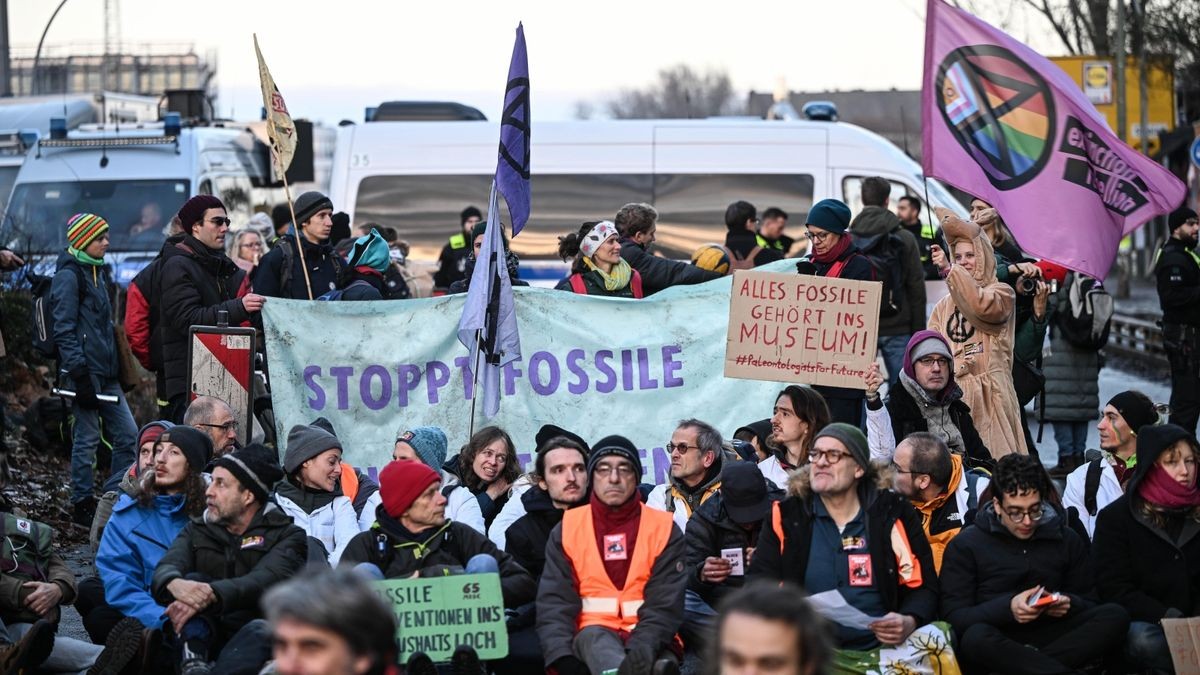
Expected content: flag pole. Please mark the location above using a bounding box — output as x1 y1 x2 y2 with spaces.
278 161 314 300
467 179 501 433
468 329 482 438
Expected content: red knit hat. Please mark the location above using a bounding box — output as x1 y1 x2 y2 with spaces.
379 460 440 518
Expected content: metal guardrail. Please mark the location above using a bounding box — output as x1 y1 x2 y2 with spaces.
1107 312 1168 369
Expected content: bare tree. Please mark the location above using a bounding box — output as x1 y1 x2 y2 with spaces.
604 64 742 119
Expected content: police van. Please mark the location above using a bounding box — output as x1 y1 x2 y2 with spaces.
329 111 969 283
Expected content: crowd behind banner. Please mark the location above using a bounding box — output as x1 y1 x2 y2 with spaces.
0 176 1197 675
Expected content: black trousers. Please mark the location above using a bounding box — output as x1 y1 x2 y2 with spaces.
1169 348 1200 436
959 602 1129 675
76 576 126 645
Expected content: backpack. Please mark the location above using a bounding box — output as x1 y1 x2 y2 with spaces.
729 245 763 272
568 270 644 298
1083 456 1105 517
849 230 905 318
0 513 54 582
1055 272 1113 350
22 396 73 457
316 280 372 301
29 266 85 360
279 237 344 298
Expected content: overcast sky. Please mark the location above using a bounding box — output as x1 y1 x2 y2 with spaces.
7 0 1065 124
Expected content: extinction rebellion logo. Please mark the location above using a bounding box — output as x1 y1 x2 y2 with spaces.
935 45 1056 190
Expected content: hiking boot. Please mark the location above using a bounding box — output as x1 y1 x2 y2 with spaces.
135 627 162 674
405 651 438 675
1049 454 1083 479
0 618 54 674
450 645 483 675
72 497 97 527
179 640 211 675
652 657 681 675
87 617 142 675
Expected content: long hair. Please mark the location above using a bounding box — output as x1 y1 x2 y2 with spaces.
137 467 207 519
1134 439 1200 528
458 426 521 492
768 385 832 464
705 581 832 675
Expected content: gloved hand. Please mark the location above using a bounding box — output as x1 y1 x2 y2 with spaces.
550 655 589 675
618 644 657 675
69 367 99 410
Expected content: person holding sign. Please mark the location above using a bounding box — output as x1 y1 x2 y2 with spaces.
537 436 686 675
555 221 645 298
1092 424 1200 674
758 386 831 490
928 208 1027 457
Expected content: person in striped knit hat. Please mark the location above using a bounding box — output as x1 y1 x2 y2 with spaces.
51 212 139 525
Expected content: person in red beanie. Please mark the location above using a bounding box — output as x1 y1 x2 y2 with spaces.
338 460 534 607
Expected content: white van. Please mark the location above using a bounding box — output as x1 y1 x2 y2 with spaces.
330 117 969 273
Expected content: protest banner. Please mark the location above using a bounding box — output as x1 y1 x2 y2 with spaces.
262 261 797 480
374 574 508 663
1164 618 1200 675
724 270 881 389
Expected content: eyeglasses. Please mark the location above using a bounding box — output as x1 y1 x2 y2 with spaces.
665 442 701 455
806 229 832 243
889 460 920 475
915 356 950 368
593 464 636 478
810 449 850 465
197 420 239 433
240 241 262 249
208 217 232 227
1002 504 1044 523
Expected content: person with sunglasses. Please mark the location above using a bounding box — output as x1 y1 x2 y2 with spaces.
940 453 1129 675
646 419 731 532
160 195 265 423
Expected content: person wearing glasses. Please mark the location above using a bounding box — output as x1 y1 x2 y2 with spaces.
252 191 344 300
749 423 955 672
183 396 240 458
723 200 783 268
863 330 994 471
160 195 265 423
226 229 264 275
889 433 989 573
940 453 1129 675
538 435 686 675
646 419 731 532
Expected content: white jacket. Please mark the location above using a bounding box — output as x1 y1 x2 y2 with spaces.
487 476 534 551
1062 458 1124 539
645 483 692 533
866 403 898 463
274 493 360 566
357 491 382 532
759 455 791 490
441 470 487 534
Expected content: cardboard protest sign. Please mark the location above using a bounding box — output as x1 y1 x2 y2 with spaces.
375 574 508 663
725 271 881 389
1164 618 1200 675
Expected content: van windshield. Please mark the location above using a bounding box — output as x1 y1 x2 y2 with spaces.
2 179 190 254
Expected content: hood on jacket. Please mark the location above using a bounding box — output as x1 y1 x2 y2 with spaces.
113 490 186 516
694 482 785 530
912 454 963 514
849 205 902 237
1128 424 1199 496
900 330 962 404
936 207 997 286
785 461 893 506
521 485 560 514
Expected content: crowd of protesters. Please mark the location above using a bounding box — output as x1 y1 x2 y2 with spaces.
0 178 1196 675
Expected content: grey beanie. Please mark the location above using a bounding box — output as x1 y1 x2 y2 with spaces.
395 426 448 469
284 424 342 475
814 423 870 472
293 191 333 228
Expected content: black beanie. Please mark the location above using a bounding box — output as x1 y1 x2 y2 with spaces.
161 426 213 475
293 191 333 227
587 435 643 479
535 424 590 454
213 443 284 504
1169 207 1198 231
1108 391 1158 434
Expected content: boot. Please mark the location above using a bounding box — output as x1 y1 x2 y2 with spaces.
72 497 97 527
179 638 211 675
86 616 142 675
405 651 438 675
1048 454 1083 479
0 618 54 675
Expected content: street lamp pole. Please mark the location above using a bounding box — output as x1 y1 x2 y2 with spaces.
31 0 70 96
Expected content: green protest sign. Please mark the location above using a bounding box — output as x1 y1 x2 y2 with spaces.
374 573 508 662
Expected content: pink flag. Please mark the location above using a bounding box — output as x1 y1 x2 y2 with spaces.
921 0 1186 279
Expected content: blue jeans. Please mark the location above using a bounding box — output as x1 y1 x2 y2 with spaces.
71 380 138 504
1125 621 1173 674
878 334 911 392
1052 421 1089 459
11 621 103 671
682 589 718 649
465 554 500 574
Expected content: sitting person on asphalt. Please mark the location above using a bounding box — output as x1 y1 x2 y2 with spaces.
273 423 361 566
392 426 485 533
647 419 730 531
91 420 174 553
182 395 240 458
710 581 833 675
445 426 522 530
758 385 831 489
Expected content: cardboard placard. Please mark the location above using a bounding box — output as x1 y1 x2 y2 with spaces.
725 271 881 389
374 574 509 663
1163 618 1200 675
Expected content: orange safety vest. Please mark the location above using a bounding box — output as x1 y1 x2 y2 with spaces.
561 504 674 633
340 463 359 504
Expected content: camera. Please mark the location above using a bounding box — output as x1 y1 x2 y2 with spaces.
1016 276 1038 295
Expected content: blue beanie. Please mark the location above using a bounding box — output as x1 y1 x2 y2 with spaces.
806 199 852 235
347 228 390 274
395 426 448 469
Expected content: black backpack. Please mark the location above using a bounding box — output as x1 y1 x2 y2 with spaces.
850 230 906 318
29 265 85 360
278 237 344 298
1054 272 1113 351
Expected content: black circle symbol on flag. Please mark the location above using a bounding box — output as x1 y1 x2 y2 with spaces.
935 45 1057 190
499 77 531 180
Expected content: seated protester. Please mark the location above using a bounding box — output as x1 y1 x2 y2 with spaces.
338 461 536 607
93 427 210 646
447 219 529 295
489 424 589 551
685 462 782 645
447 426 521 530
537 436 686 675
940 454 1129 675
505 436 590 579
333 228 389 301
648 419 730 531
864 331 994 470
1093 424 1200 674
614 202 721 296
91 420 173 553
309 416 381 532
749 424 955 673
733 419 773 463
890 433 988 572
710 581 833 675
152 444 305 675
273 424 361 565
183 395 240 458
554 220 645 298
1063 390 1159 539
758 385 831 489
392 426 485 534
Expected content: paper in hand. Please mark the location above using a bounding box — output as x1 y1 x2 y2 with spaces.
721 548 744 576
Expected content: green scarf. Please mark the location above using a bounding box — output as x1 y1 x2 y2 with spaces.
68 246 105 267
584 257 632 292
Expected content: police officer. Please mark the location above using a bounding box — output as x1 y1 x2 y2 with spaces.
1156 206 1200 434
433 206 482 290
898 196 942 280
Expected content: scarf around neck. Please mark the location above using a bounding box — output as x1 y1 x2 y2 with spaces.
68 246 104 267
812 233 852 264
1138 464 1200 510
899 370 967 456
583 257 632 291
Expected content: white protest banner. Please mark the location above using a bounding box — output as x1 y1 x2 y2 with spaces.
262 263 798 481
724 270 881 389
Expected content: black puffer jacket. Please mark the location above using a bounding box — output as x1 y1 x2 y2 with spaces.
1093 424 1200 621
151 503 306 637
339 508 535 608
252 234 341 299
619 238 720 296
725 229 783 267
159 236 247 400
504 487 567 578
49 252 117 388
849 206 926 336
686 489 782 607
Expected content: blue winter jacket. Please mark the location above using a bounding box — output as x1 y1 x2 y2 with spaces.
49 251 117 387
96 492 189 629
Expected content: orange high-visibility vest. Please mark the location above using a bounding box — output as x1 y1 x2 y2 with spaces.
340 463 359 503
561 504 674 632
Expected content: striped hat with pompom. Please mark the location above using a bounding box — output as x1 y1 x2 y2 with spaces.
66 213 109 251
